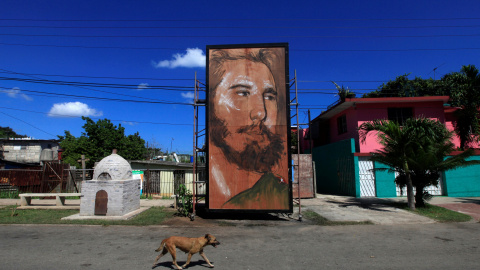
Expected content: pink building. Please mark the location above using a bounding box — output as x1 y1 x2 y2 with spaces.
308 96 480 198
310 96 473 152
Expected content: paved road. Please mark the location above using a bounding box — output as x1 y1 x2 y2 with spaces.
2 223 479 270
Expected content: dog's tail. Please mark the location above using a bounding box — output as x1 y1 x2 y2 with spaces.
155 239 167 252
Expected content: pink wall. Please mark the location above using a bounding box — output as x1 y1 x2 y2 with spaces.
444 109 480 149
325 100 455 153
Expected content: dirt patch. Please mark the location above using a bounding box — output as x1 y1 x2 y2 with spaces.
160 215 220 227
437 203 480 221
160 206 297 227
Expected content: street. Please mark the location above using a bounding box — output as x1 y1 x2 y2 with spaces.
1 222 479 270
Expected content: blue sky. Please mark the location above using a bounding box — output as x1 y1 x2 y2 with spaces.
1 0 479 154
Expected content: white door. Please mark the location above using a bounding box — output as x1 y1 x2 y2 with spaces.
359 157 376 197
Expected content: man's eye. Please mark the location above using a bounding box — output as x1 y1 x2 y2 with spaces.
264 93 277 100
236 91 250 97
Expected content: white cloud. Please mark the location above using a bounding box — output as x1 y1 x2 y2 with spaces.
181 92 195 104
122 121 137 126
181 92 195 99
153 48 206 69
2 87 32 101
48 102 103 118
137 83 149 90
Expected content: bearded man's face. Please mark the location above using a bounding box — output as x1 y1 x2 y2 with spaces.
210 59 284 172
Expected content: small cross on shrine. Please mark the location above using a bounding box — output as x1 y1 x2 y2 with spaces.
77 155 90 181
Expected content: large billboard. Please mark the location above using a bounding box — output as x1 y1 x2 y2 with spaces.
206 43 292 212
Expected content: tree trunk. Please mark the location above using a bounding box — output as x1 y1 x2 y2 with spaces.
404 162 415 210
415 185 426 208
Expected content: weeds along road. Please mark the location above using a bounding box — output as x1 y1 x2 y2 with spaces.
1 223 479 270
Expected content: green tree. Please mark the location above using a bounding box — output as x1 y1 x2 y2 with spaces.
441 65 480 149
58 117 147 168
362 74 437 98
358 117 471 210
0 126 28 138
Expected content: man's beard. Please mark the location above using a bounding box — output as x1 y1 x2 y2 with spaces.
210 116 285 173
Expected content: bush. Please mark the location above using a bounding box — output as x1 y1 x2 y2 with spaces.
176 184 193 217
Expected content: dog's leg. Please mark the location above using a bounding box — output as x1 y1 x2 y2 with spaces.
182 253 193 268
167 246 182 270
199 251 214 268
152 247 168 268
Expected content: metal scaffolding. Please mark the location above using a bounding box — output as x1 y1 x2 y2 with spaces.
191 72 206 221
290 70 302 221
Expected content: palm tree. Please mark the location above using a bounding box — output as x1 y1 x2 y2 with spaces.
442 65 480 149
358 117 473 210
394 129 479 207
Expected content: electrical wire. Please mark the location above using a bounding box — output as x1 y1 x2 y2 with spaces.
1 33 479 38
0 111 56 137
1 25 479 30
0 70 198 81
1 17 479 22
0 106 194 126
0 76 193 91
1 42 479 53
0 87 192 105
0 69 196 103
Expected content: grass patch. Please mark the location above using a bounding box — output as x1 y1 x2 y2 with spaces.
0 206 175 226
0 190 19 199
140 194 153 200
303 210 373 226
388 203 472 223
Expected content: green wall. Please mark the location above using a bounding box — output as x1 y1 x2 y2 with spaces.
374 161 397 197
312 139 357 196
443 156 480 197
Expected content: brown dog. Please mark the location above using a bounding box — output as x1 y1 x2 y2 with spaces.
152 234 220 269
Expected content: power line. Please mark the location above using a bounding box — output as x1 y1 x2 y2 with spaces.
0 111 56 137
0 70 197 81
1 17 479 22
2 42 479 53
1 24 479 30
0 87 192 105
0 76 193 91
1 33 479 38
0 69 195 103
0 106 193 126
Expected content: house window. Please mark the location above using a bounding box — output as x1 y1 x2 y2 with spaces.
388 107 413 125
337 114 347 134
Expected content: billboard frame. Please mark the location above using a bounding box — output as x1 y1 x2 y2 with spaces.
205 42 292 214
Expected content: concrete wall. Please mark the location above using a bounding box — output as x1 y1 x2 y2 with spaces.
292 154 315 198
80 179 140 216
1 140 59 164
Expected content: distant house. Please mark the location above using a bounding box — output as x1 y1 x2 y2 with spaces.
128 160 205 197
0 138 60 167
309 96 480 198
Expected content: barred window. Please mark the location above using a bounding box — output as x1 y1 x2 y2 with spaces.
337 114 347 134
388 107 413 125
